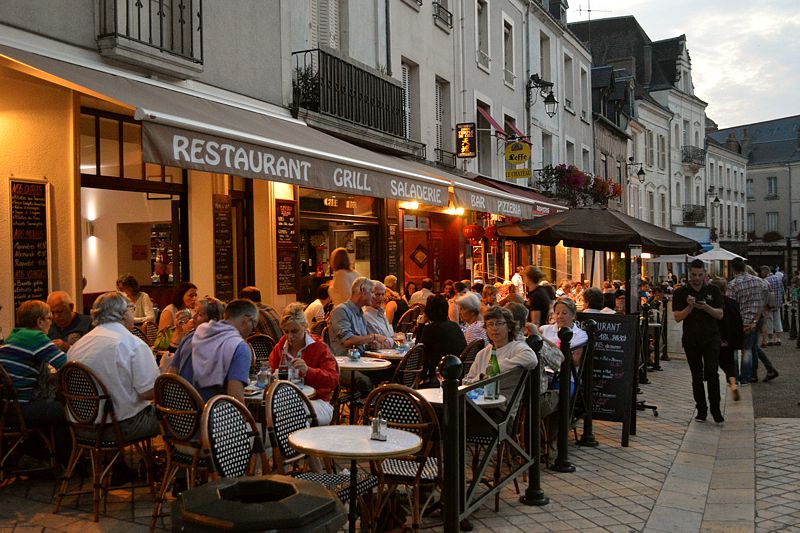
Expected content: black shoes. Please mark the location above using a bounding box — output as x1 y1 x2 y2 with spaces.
695 410 707 423
711 410 725 423
764 369 779 382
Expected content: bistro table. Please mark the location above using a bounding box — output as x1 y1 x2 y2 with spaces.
289 425 422 533
415 387 507 408
335 356 392 423
364 348 406 361
244 381 315 401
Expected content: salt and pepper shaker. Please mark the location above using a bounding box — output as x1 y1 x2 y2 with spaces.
370 411 387 441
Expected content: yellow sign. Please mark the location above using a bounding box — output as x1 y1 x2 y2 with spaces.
505 168 532 180
456 122 477 158
505 140 531 164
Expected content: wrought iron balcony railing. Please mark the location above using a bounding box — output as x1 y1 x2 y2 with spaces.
292 48 406 138
435 148 456 168
433 2 454 28
97 0 203 64
682 204 707 224
681 145 706 166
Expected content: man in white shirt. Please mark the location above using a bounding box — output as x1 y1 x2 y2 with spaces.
511 266 525 298
409 278 434 307
304 282 331 326
68 291 160 442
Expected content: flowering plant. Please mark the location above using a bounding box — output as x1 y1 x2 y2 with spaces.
538 164 622 207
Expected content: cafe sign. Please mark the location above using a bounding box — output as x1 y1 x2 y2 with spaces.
452 187 533 219
142 123 448 206
504 140 530 164
505 168 532 180
455 122 477 158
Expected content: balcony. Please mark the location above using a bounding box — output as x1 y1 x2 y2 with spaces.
682 204 707 224
432 2 453 29
435 148 456 168
681 145 706 169
97 0 203 78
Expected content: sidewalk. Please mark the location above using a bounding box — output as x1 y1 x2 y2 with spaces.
0 343 797 532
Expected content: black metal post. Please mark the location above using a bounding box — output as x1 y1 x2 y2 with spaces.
439 355 463 533
782 303 789 329
650 300 662 371
661 295 670 361
639 303 651 385
791 305 798 340
521 334 549 506
578 320 598 447
551 327 575 473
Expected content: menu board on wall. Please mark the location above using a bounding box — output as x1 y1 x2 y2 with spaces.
10 179 50 313
277 248 298 294
276 199 297 248
576 313 638 446
387 224 399 277
212 194 234 302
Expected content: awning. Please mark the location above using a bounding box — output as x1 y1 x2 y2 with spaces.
471 175 566 216
476 107 507 138
504 120 531 145
0 43 449 206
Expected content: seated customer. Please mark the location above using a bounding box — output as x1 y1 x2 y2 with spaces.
536 298 588 368
303 283 331 326
456 292 488 345
188 299 256 403
169 296 226 379
582 287 616 314
363 281 395 346
47 291 93 351
158 281 198 333
239 286 283 342
68 292 160 442
418 294 466 386
269 303 339 425
116 273 155 325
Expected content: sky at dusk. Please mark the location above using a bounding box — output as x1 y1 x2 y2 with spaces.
567 0 800 129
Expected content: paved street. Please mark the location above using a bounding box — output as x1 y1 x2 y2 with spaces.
0 336 797 532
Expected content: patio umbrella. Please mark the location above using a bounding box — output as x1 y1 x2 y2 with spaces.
645 254 697 264
694 247 744 261
497 206 702 254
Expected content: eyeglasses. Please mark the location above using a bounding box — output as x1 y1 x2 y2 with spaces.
484 320 507 328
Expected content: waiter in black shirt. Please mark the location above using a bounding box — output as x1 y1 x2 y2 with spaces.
673 259 724 423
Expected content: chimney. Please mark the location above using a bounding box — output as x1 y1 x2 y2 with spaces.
741 127 751 157
725 132 739 153
642 44 652 87
796 126 800 149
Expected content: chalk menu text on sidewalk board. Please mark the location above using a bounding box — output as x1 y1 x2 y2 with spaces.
577 313 639 446
275 199 297 248
277 248 298 295
387 224 399 277
10 178 51 314
212 194 234 302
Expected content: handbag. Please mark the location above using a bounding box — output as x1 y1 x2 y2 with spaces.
152 325 175 352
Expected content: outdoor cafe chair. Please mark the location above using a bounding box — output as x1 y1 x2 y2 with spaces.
142 321 159 346
395 305 423 334
0 364 59 483
201 395 268 479
129 325 150 345
150 374 211 532
391 343 425 389
54 361 156 522
363 384 441 533
264 380 377 524
458 339 486 381
247 333 276 375
309 319 326 337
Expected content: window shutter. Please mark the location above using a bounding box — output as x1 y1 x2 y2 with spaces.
402 64 411 139
435 82 443 150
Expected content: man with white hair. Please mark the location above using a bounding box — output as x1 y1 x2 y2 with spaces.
47 291 92 351
68 291 160 442
363 281 395 346
329 277 388 356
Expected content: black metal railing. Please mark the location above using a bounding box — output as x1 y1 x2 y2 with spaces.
292 48 406 138
682 204 707 224
97 0 203 64
432 2 453 28
408 141 427 160
681 145 706 166
435 148 456 168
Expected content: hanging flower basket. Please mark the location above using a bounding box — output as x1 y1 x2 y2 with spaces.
484 225 499 245
538 164 622 207
463 224 485 246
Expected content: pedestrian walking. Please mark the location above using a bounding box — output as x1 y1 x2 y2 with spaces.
673 259 725 423
709 278 743 401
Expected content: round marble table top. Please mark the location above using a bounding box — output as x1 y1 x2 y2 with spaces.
335 356 392 372
415 387 507 407
288 425 421 460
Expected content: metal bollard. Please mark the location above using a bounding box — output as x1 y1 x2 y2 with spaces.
578 320 598 448
521 334 549 506
439 355 463 533
790 306 797 339
551 327 576 473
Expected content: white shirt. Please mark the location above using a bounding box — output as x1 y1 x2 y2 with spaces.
511 272 525 297
409 288 433 307
330 269 360 307
363 305 394 339
68 321 159 422
464 340 538 384
539 323 589 349
582 307 616 314
304 299 326 325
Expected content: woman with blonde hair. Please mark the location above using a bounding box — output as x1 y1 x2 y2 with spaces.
328 247 360 306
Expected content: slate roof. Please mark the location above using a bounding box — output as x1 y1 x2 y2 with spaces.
708 116 800 165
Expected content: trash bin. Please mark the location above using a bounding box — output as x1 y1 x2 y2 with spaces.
172 474 347 532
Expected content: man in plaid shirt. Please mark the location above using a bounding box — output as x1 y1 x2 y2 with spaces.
764 267 784 346
726 258 778 384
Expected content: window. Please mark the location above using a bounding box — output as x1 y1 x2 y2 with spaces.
660 193 667 227
503 19 514 85
600 153 608 179
675 181 682 207
313 0 340 49
616 161 623 189
747 213 755 233
766 212 778 232
566 140 575 165
476 0 489 69
401 63 412 139
746 178 753 199
657 135 666 170
401 61 420 140
647 191 655 224
434 80 444 151
645 130 654 166
673 124 679 147
541 132 553 168
632 133 638 162
767 176 778 197
504 115 517 173
582 147 591 171
563 55 574 110
682 119 690 146
477 101 493 175
539 32 551 81
580 68 589 120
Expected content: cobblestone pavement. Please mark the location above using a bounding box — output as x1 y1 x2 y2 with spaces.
0 338 798 532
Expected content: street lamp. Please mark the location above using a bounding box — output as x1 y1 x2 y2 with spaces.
527 74 558 118
706 186 721 240
626 157 645 183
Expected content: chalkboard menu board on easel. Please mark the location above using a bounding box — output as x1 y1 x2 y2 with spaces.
10 179 51 313
212 194 234 302
387 224 399 277
577 312 639 447
275 199 299 295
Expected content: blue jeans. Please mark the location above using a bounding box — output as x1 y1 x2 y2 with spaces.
751 319 776 376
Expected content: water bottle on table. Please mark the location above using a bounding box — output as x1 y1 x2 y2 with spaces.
484 347 501 400
256 362 272 388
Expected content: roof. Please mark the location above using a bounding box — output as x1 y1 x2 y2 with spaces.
592 65 614 88
708 115 800 165
650 36 686 88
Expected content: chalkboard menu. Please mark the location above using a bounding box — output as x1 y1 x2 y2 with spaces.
387 223 399 277
277 248 298 295
276 200 297 248
212 194 234 301
10 179 50 312
576 313 639 446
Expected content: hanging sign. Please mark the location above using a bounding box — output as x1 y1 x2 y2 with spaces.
504 140 530 164
505 168 532 180
455 122 477 158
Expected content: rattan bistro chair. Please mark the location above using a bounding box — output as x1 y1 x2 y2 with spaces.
264 380 378 513
395 305 424 334
0 364 58 482
142 321 159 346
247 333 276 375
458 339 485 381
391 343 425 389
201 395 268 479
129 325 150 345
150 374 210 532
363 384 441 533
54 361 156 522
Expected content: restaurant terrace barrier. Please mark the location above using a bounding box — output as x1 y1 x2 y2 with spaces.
438 338 548 532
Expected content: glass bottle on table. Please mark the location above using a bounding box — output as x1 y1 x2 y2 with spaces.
484 347 501 400
290 352 304 388
256 362 272 388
